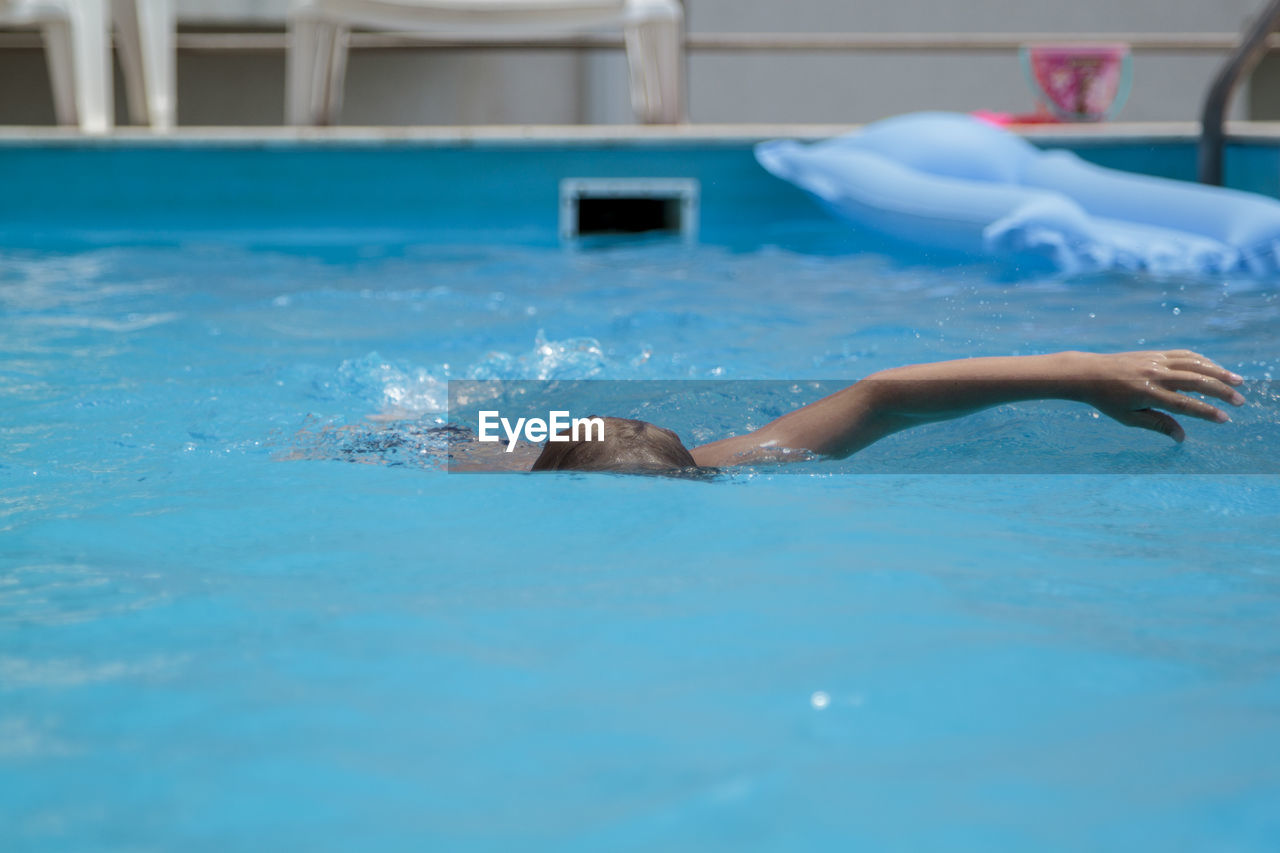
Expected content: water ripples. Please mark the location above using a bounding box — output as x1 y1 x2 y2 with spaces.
0 561 171 628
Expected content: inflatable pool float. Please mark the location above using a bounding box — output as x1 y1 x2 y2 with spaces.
756 112 1280 276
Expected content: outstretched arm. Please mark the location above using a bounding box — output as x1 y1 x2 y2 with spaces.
689 350 1245 466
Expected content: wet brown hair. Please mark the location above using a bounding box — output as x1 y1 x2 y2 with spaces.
531 416 698 472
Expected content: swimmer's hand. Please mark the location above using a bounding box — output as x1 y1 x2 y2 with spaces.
1069 349 1245 443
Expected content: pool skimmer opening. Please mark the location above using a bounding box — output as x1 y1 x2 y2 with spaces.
560 178 699 242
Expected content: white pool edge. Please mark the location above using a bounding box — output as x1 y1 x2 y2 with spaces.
3 120 1280 147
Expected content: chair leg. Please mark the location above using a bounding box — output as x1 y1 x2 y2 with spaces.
624 0 684 123
287 15 345 125
113 0 147 125
67 0 114 133
287 15 318 125
320 23 350 126
114 0 175 130
41 20 78 126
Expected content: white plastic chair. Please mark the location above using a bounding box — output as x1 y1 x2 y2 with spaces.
0 0 111 132
0 0 173 133
286 0 684 126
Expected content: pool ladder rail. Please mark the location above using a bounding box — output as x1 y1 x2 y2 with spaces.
1199 0 1280 185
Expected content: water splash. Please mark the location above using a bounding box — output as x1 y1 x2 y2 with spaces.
467 330 609 380
333 352 449 415
326 332 621 417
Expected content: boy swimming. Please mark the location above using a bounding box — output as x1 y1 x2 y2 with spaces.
293 348 1245 472
527 349 1245 471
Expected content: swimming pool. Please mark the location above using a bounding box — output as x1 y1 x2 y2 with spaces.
3 134 1280 850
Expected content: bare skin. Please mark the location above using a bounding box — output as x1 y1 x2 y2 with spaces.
689 350 1246 467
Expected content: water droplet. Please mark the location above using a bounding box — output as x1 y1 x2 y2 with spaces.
810 691 830 710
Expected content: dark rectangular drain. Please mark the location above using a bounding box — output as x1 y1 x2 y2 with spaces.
560 179 698 242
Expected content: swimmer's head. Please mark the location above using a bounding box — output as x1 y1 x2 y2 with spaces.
531 416 698 473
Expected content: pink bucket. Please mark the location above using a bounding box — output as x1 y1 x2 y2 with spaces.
1021 43 1132 121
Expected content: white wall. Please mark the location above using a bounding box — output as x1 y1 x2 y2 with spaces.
675 0 1262 124
175 0 290 23
0 0 1270 126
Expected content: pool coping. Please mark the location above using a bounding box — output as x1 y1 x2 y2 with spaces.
2 120 1280 147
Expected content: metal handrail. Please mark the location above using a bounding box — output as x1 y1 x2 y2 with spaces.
1199 0 1280 184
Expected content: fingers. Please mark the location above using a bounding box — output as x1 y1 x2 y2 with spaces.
1119 408 1185 443
1150 386 1231 423
1162 370 1246 408
1162 350 1245 386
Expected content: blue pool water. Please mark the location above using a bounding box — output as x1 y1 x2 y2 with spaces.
4 147 1280 849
